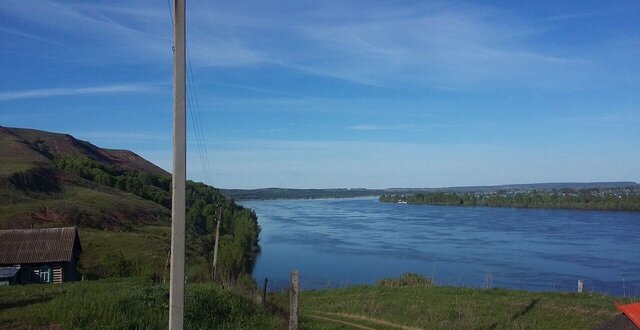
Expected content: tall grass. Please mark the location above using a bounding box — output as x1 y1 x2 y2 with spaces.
0 278 283 329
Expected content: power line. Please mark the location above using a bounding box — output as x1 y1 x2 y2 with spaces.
186 58 213 185
166 0 214 186
186 49 214 184
186 68 212 184
166 0 174 28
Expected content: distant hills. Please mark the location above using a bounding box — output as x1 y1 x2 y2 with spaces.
0 126 170 228
221 182 639 200
0 126 259 282
0 126 168 178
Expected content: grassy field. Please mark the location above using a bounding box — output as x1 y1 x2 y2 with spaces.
78 226 211 281
273 284 636 329
0 278 283 329
78 227 171 279
0 277 636 329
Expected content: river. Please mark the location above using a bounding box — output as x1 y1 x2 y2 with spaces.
241 197 640 296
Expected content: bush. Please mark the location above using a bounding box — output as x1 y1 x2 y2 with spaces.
376 273 433 287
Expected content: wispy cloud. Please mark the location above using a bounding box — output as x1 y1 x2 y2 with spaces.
74 131 170 143
286 3 594 88
0 83 157 101
541 6 639 22
0 27 64 46
349 124 415 131
0 0 172 65
207 81 303 97
2 1 633 90
0 0 263 67
185 1 604 89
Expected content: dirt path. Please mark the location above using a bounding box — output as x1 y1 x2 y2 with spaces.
310 314 377 329
312 312 423 330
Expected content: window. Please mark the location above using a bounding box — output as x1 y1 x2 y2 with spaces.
39 266 51 283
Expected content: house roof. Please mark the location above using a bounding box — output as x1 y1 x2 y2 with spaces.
0 227 81 264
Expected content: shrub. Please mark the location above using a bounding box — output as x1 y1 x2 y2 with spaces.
376 273 433 287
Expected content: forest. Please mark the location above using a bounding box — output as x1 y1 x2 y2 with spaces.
53 156 260 282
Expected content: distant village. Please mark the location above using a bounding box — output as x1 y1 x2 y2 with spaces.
473 187 640 199
381 187 640 211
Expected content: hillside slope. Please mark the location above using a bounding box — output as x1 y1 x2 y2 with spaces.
0 126 259 283
0 126 169 176
0 126 171 229
0 126 51 176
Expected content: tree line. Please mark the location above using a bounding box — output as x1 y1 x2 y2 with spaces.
380 188 640 211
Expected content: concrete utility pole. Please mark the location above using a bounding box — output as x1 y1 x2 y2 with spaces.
212 205 221 283
169 0 186 328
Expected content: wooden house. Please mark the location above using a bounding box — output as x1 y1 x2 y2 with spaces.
0 227 82 284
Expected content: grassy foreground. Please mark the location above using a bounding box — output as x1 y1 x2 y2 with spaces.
0 278 283 329
281 285 635 330
1 277 635 329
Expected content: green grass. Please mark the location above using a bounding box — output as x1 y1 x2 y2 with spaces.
0 164 247 283
0 130 47 177
272 284 636 329
78 227 170 279
79 226 213 281
0 278 284 329
1 279 635 329
0 183 169 230
0 161 35 177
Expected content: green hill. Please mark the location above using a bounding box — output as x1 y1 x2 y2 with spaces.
0 126 259 283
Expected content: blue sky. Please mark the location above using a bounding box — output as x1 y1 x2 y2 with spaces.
1 0 638 188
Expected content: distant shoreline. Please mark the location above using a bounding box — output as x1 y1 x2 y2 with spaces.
230 194 381 202
222 181 638 201
382 199 640 213
379 188 640 212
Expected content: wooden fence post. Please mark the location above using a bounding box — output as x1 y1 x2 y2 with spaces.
289 271 299 330
212 206 222 283
262 277 268 306
577 280 583 293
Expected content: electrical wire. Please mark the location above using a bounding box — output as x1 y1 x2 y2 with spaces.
166 0 214 186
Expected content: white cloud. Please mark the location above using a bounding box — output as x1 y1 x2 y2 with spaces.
73 131 170 143
281 3 594 88
3 1 635 90
0 0 265 67
0 83 157 101
349 124 414 131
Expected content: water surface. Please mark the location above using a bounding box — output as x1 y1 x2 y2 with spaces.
242 197 640 295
